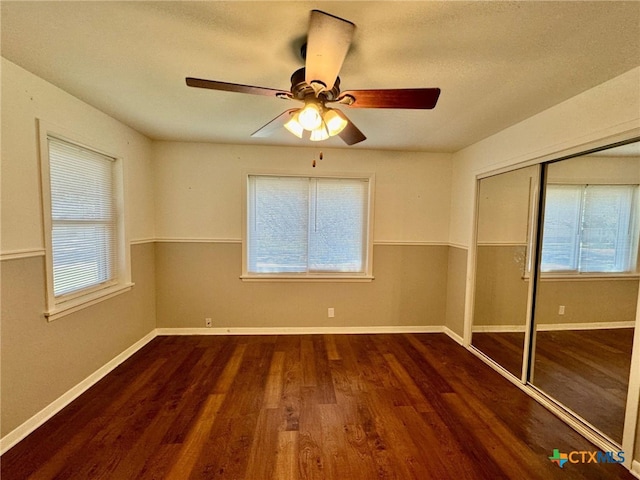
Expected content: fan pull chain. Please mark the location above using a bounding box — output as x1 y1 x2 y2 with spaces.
312 151 323 168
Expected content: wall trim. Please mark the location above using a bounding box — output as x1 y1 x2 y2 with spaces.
0 329 157 455
538 321 635 331
130 238 156 245
0 242 156 259
476 241 527 247
155 237 242 244
1 240 470 261
41 238 478 249
472 321 635 333
444 327 464 346
373 240 449 246
0 248 45 261
156 326 445 336
154 238 453 247
631 460 640 479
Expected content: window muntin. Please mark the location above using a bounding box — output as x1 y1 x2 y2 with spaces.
541 184 639 273
246 174 371 277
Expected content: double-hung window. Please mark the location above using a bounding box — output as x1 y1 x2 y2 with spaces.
40 129 131 320
540 184 639 274
244 174 374 279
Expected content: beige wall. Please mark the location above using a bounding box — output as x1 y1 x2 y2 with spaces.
472 245 639 329
153 141 452 243
476 166 537 245
548 155 640 184
445 246 467 338
535 279 639 326
156 243 448 329
152 141 454 330
1 59 156 438
473 245 529 329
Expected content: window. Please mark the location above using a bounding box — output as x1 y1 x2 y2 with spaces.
40 128 131 320
244 174 373 279
540 184 639 274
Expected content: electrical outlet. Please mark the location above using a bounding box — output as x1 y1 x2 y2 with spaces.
328 307 335 318
205 317 212 327
558 306 565 315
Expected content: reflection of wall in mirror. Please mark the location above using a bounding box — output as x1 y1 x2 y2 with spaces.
473 166 537 330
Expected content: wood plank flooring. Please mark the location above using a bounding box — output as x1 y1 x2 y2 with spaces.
472 328 634 443
1 334 635 479
534 328 634 443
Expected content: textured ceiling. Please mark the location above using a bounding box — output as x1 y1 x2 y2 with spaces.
2 1 639 152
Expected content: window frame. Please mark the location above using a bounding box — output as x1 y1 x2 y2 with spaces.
241 170 375 282
540 182 640 277
38 120 132 321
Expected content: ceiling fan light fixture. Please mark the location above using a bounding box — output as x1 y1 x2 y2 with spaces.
323 109 348 136
310 123 330 142
284 112 304 138
298 100 323 130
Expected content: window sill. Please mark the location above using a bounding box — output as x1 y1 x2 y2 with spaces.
45 282 134 322
240 275 374 283
538 273 639 282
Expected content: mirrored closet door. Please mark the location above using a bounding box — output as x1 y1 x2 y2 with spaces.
470 139 639 447
531 142 639 444
471 165 539 379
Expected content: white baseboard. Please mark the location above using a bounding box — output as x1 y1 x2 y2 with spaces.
472 321 635 334
156 325 445 336
632 460 640 479
538 321 635 331
444 327 464 346
0 329 157 455
472 325 526 333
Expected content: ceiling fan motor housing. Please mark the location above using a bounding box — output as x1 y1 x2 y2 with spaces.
290 68 341 102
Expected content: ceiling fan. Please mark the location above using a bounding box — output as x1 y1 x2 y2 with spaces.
186 10 441 146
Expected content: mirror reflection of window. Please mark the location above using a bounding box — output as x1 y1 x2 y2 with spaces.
541 184 639 273
531 140 639 445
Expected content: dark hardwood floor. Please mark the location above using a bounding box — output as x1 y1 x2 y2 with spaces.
472 328 634 443
1 334 634 479
472 331 526 378
534 328 634 443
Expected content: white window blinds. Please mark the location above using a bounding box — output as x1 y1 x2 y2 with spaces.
48 136 118 296
247 175 369 274
541 184 639 273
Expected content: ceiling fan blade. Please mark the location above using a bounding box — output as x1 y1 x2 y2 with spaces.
335 110 366 146
338 88 441 109
186 77 292 99
305 10 355 91
251 109 299 138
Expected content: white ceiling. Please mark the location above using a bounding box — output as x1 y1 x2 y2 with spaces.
2 1 639 152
